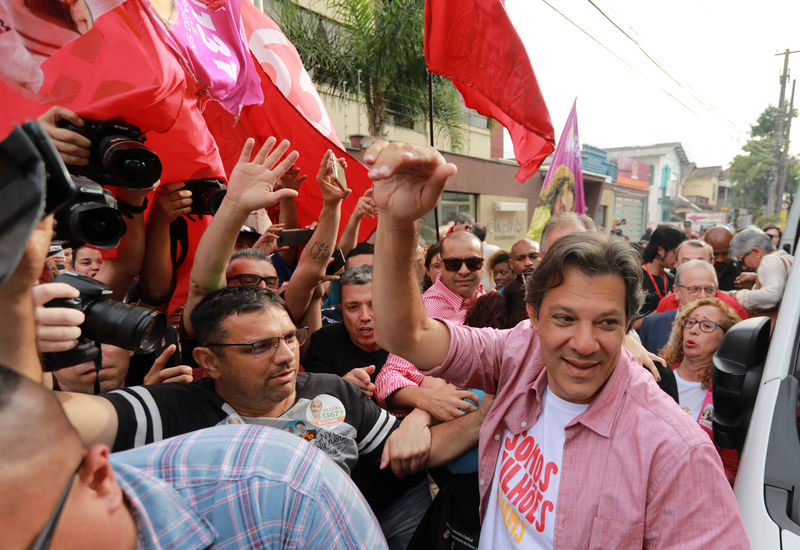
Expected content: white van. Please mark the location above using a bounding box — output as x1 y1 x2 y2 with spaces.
713 202 800 547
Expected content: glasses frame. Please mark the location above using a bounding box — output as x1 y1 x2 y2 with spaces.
227 273 280 290
208 327 309 357
677 284 717 296
680 317 724 333
31 456 85 550
441 256 484 272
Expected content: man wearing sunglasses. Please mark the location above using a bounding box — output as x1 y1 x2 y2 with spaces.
375 230 485 420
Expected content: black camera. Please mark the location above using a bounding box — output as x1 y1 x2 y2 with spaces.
59 119 162 189
185 178 227 216
54 176 127 249
42 272 167 371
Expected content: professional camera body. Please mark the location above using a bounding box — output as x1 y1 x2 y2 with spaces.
59 118 162 189
54 176 127 248
42 272 166 370
185 178 227 215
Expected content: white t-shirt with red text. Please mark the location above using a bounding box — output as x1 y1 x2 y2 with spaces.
480 387 588 549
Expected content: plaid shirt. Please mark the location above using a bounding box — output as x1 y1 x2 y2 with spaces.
428 319 748 548
111 425 387 549
374 276 483 411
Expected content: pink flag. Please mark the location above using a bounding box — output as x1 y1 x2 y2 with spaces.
527 99 584 242
145 0 264 115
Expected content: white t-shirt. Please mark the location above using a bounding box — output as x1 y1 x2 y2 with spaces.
480 387 588 549
675 371 706 420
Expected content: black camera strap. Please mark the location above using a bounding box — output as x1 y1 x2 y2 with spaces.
93 342 102 395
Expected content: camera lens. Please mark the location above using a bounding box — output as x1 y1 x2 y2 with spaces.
82 301 166 354
71 202 127 249
102 139 162 189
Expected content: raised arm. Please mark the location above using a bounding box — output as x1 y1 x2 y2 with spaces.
281 150 350 322
367 142 456 369
338 188 376 256
182 138 298 335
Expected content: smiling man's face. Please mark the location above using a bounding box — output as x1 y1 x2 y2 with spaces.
528 267 627 404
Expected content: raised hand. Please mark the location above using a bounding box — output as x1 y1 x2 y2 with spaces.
37 106 91 166
252 223 288 255
225 137 300 212
143 344 193 385
316 150 351 204
364 141 456 222
276 164 306 192
352 188 377 220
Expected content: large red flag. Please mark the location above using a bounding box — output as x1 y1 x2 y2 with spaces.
424 0 554 182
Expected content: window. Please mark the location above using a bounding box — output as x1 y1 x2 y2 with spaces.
420 192 476 243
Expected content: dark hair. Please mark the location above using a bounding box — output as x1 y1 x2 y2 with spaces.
230 248 273 264
190 286 287 346
762 223 782 240
641 225 686 263
424 242 442 269
525 232 643 322
346 242 375 260
471 223 487 242
340 264 372 287
464 287 526 330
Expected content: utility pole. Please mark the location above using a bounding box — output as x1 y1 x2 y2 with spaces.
777 79 796 210
766 50 799 215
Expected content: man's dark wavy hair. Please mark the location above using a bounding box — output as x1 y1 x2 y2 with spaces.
191 286 287 346
525 232 643 322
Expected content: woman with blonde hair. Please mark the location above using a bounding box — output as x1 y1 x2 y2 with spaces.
661 297 742 481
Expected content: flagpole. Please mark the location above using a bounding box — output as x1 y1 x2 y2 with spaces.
427 70 440 241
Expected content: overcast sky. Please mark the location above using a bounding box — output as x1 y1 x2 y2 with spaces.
503 0 800 168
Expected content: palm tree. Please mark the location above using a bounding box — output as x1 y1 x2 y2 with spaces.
268 0 465 151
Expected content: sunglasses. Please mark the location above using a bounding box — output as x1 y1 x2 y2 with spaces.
442 256 484 272
227 273 280 289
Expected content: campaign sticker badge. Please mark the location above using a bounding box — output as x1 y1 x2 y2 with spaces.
282 419 318 441
306 394 346 428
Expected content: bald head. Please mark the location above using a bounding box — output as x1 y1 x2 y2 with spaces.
540 212 587 256
441 230 481 254
510 239 540 278
704 225 735 270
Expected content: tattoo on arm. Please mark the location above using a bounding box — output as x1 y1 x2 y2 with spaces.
308 242 330 260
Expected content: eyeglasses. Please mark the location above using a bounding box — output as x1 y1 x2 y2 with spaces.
442 256 484 272
227 273 279 289
677 285 717 296
31 456 85 550
208 327 308 357
680 317 724 333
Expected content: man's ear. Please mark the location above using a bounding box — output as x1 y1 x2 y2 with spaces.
193 347 221 379
79 444 125 513
526 303 539 331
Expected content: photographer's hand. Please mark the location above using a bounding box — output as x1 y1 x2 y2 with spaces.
143 345 193 385
37 106 91 166
32 282 85 353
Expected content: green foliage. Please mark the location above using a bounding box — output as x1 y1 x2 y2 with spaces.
728 104 799 216
270 0 464 149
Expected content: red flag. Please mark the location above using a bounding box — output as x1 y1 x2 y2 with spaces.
424 0 554 182
202 0 376 240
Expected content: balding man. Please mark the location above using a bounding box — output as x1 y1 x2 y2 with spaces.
509 239 540 280
703 226 742 291
0 365 387 549
539 212 587 257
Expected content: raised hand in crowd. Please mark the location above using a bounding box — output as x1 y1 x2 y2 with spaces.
275 163 306 193
36 105 91 165
252 223 289 256
343 365 377 398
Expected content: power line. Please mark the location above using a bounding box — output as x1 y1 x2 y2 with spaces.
537 0 741 142
584 0 740 133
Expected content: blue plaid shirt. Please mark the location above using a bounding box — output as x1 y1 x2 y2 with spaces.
110 424 387 549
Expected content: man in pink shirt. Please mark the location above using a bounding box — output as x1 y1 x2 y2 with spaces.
366 141 747 549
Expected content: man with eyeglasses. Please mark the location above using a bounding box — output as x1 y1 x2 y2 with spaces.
640 260 730 355
0 365 387 550
654 240 748 320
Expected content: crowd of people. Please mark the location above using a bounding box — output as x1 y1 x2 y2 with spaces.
3 107 793 548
